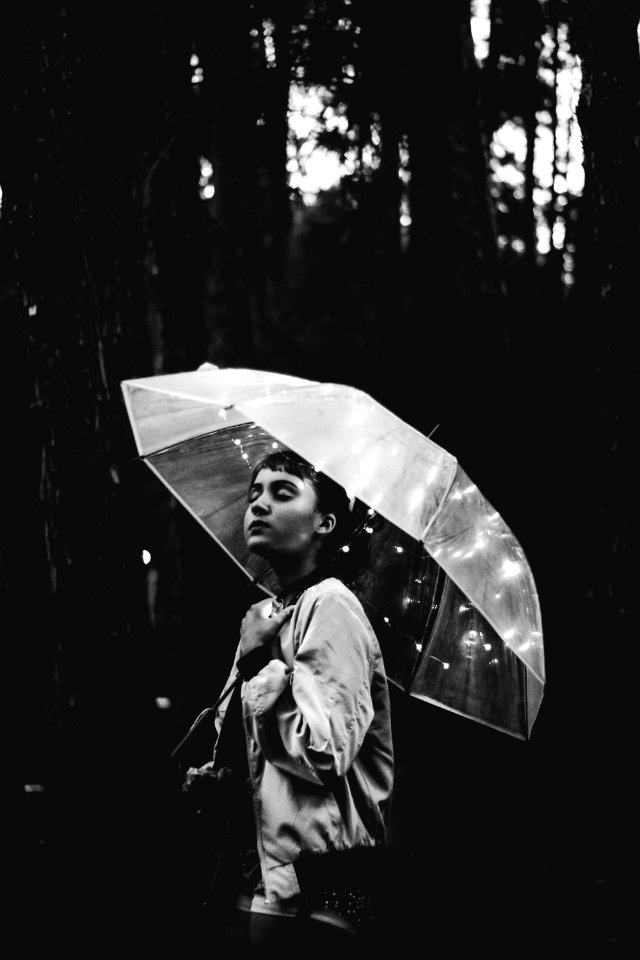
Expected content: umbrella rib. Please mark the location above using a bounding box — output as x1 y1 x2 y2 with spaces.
420 462 459 542
136 424 253 460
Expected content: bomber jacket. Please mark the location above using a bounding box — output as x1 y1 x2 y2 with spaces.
212 576 394 905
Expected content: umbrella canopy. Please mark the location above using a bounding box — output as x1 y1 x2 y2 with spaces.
122 363 544 740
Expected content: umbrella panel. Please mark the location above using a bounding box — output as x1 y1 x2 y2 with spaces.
356 522 530 739
146 423 282 595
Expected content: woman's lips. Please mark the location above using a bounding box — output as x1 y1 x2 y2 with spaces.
248 520 270 532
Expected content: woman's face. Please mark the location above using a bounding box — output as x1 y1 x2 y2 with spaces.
244 467 330 564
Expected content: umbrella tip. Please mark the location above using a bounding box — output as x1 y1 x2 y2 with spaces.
197 362 219 371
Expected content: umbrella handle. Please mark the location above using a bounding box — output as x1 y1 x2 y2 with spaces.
170 673 241 760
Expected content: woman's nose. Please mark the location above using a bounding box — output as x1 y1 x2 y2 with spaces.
251 497 270 515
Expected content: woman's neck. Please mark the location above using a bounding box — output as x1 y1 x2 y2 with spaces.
274 555 322 603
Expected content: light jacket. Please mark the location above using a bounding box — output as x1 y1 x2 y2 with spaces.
213 576 394 903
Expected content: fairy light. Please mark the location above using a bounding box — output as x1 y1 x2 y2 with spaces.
271 442 279 448
484 643 492 651
395 546 404 554
431 656 450 670
142 550 151 565
341 545 350 553
383 616 390 624
501 558 522 579
365 526 374 534
233 439 241 446
503 628 516 641
155 697 172 709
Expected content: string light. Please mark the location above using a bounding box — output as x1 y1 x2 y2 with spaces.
431 657 450 670
501 558 522 579
142 550 151 565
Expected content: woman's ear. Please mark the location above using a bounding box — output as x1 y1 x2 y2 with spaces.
315 512 336 538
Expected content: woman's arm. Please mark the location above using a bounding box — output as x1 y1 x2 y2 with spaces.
242 590 375 785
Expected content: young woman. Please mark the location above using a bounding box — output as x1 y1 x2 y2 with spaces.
186 450 394 951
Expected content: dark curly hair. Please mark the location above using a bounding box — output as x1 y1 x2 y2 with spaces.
248 450 372 587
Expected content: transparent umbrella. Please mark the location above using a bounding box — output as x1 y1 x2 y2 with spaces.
121 363 544 740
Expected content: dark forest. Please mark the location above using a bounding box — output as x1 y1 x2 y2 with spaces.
1 1 636 953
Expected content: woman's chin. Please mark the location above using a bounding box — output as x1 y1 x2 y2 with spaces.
246 538 273 560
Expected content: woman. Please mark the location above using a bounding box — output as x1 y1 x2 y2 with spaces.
185 450 394 952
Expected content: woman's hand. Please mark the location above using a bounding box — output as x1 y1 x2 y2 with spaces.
239 602 294 658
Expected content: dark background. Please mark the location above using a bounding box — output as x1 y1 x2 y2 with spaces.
1 1 635 954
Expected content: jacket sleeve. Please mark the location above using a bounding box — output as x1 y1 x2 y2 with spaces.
241 590 375 785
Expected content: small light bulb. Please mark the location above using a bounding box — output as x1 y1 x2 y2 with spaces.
341 545 350 553
142 550 151 565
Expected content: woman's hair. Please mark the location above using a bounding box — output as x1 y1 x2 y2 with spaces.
248 449 371 586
